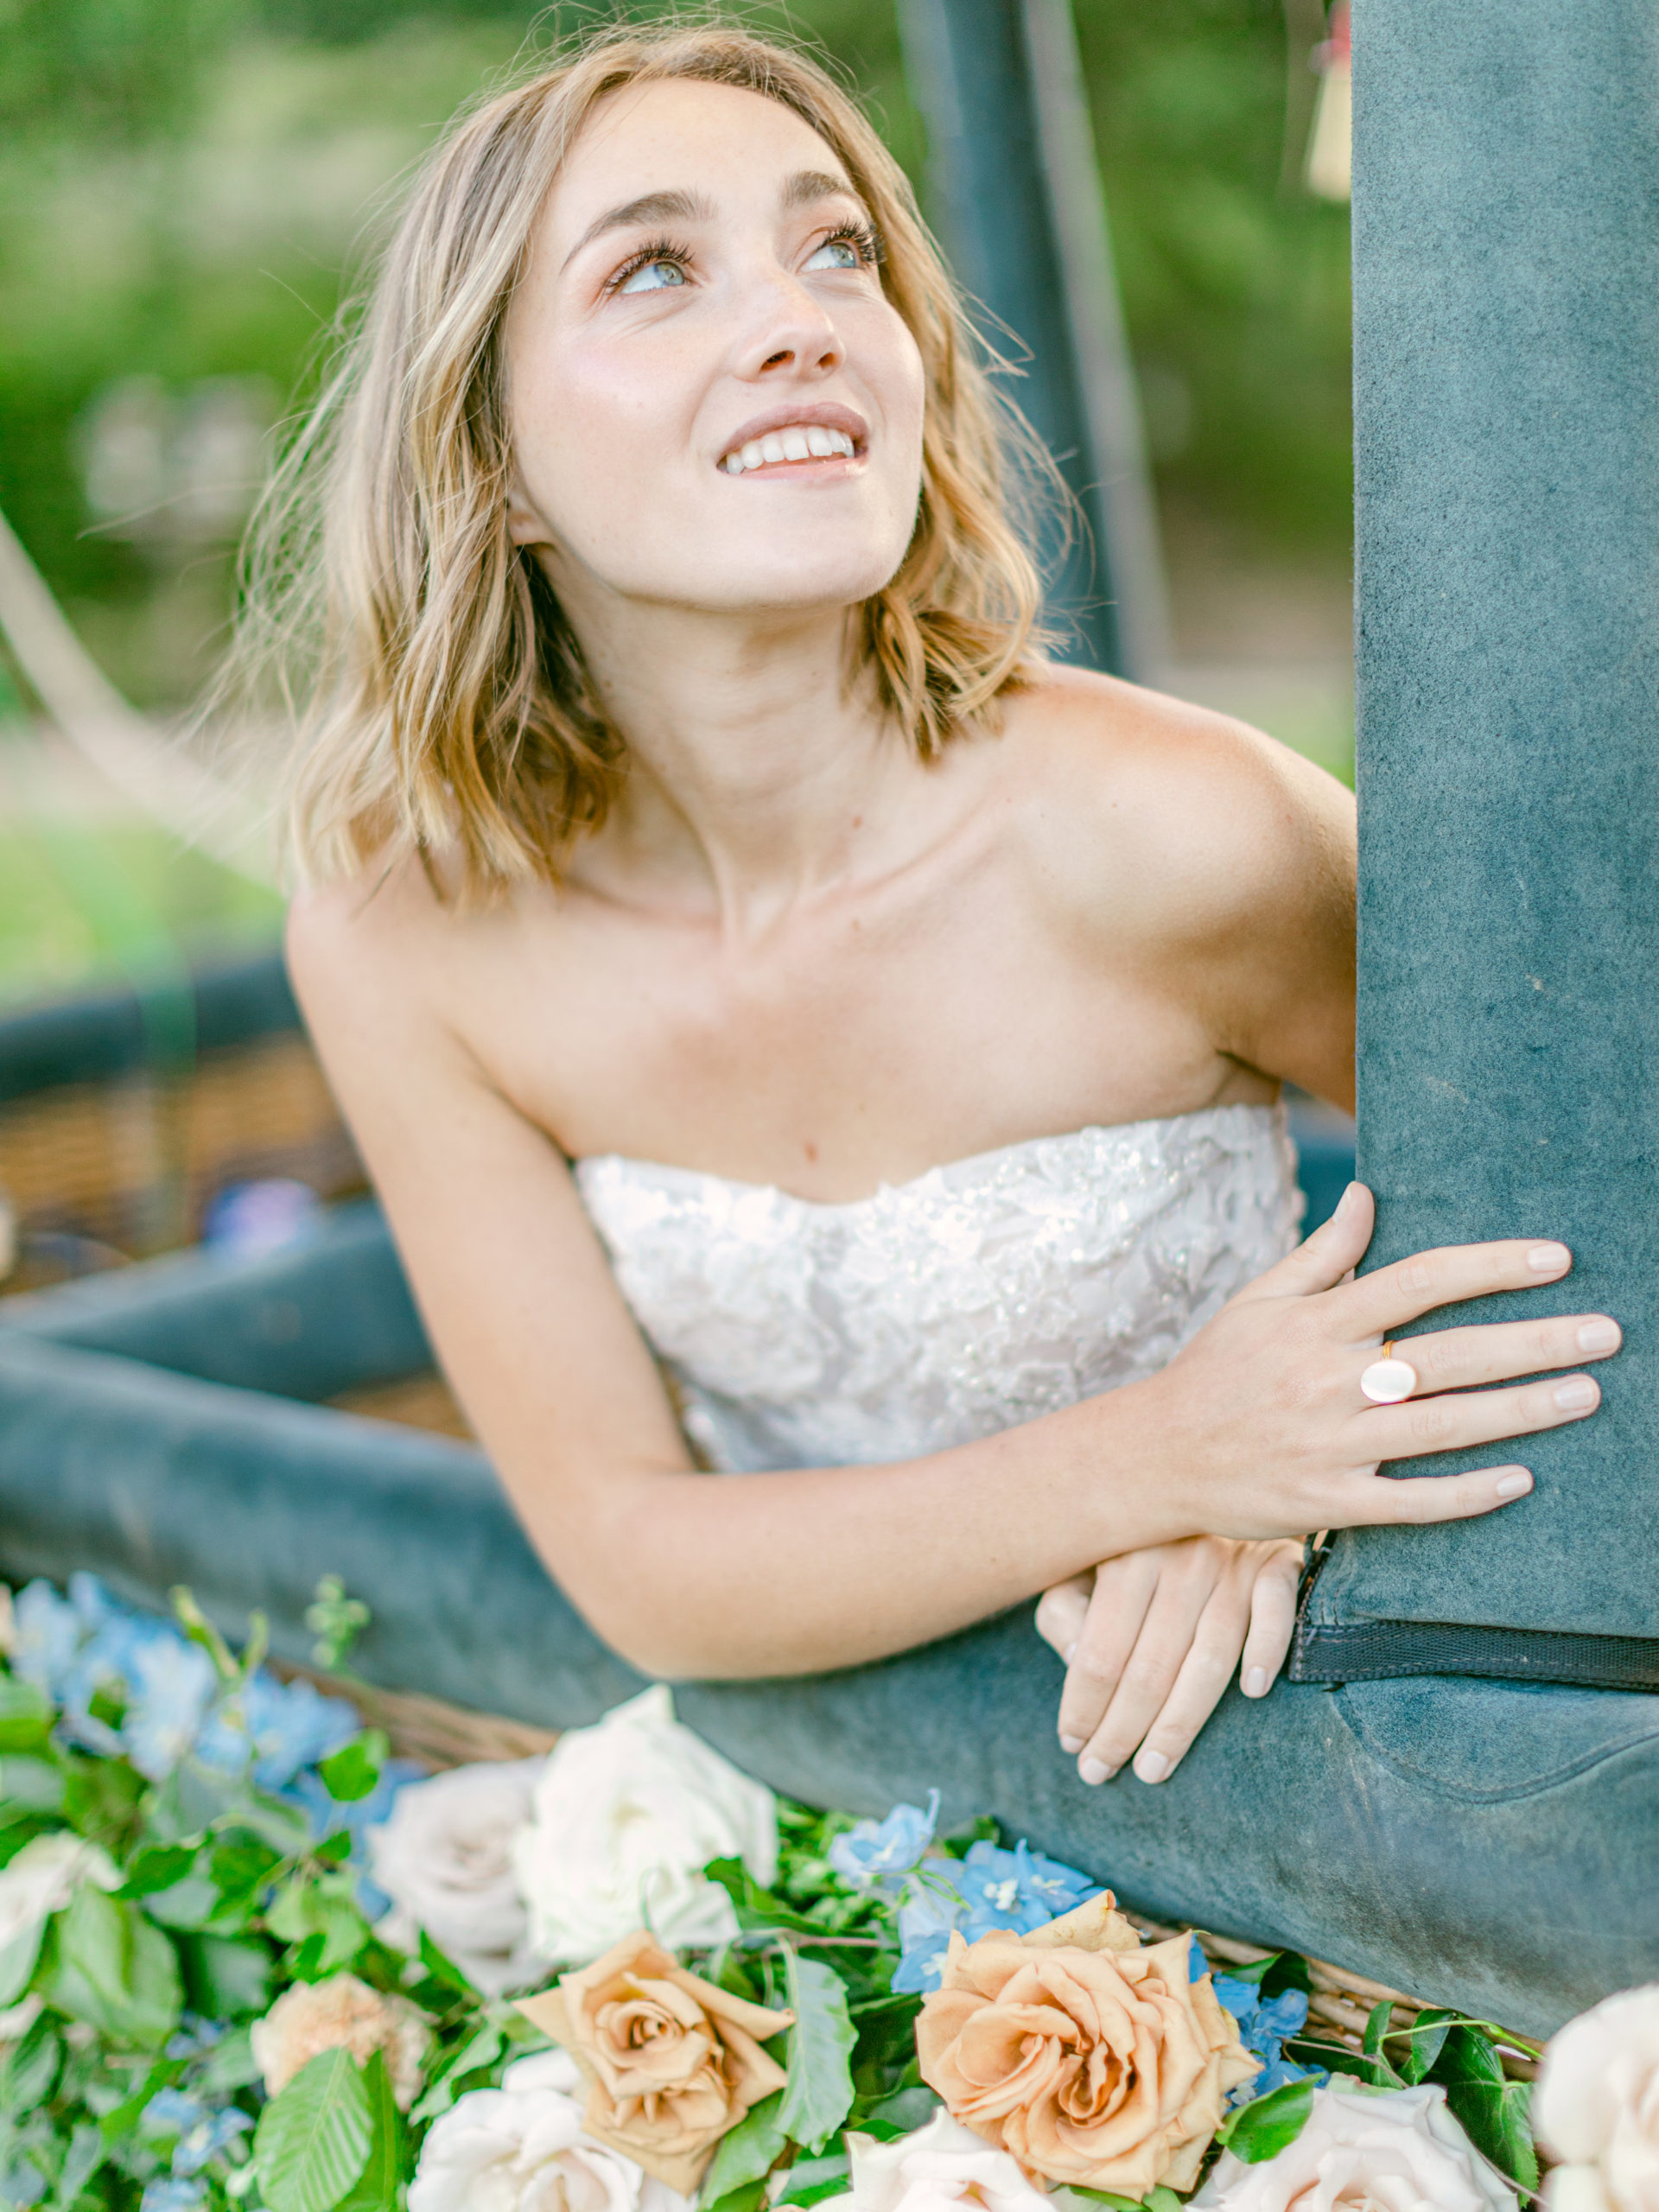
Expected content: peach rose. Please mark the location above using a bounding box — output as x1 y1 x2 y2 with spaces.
915 1893 1258 2197
517 1929 795 2193
251 1972 430 2109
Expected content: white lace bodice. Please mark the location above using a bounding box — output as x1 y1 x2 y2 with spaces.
574 1103 1302 1475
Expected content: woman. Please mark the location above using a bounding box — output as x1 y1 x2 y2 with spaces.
257 23 1617 1792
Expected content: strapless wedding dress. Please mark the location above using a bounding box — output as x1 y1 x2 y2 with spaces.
574 1103 1303 1475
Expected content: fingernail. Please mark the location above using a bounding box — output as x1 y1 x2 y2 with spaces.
1337 1181 1362 1215
1063 1643 1077 1665
1135 1750 1171 1784
1529 1243 1571 1274
1078 1758 1113 1786
1495 1470 1533 1499
1579 1319 1620 1354
1059 1733 1084 1754
1244 1667 1269 1698
1555 1377 1598 1411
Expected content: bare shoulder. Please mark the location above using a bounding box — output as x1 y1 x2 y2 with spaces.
995 662 1355 945
284 848 473 1066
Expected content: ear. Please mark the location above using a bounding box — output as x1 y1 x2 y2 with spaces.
504 465 550 550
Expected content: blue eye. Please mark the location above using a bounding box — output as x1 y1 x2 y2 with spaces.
620 257 686 295
804 237 861 272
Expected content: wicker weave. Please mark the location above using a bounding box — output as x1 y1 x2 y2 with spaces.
0 1030 363 1286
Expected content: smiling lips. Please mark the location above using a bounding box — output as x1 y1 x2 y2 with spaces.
721 422 858 474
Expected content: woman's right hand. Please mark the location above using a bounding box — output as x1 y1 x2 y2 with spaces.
1121 1181 1620 1543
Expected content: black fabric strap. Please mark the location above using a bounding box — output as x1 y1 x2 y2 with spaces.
1290 1617 1659 1692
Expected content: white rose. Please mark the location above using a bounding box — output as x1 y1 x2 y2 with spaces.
834 2110 1052 2212
510 1686 778 1964
368 1758 546 1997
1192 2084 1517 2212
410 2045 694 2212
1537 1986 1659 2212
0 1833 120 1951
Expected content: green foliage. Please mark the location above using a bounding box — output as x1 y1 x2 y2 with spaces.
701 2089 788 2204
1428 2026 1539 2195
40 1883 183 2049
1214 2076 1316 2163
778 1952 859 2155
317 1730 390 1805
253 2046 374 2212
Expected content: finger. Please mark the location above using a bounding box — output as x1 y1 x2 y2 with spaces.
1330 1460 1535 1527
1337 1236 1573 1339
1123 1584 1255 1783
1369 1312 1620 1395
1035 1575 1092 1659
1238 1552 1301 1699
1349 1369 1600 1461
1076 1569 1221 1784
1058 1554 1160 1758
1247 1182 1374 1300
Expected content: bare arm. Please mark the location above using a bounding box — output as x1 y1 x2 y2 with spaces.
289 876 1612 1687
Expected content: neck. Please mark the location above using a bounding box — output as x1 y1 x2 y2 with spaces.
560 586 925 932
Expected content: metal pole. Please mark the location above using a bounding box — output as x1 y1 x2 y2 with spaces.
895 0 1169 679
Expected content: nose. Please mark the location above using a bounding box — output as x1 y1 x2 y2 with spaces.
733 270 842 385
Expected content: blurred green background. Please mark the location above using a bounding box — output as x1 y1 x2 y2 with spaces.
0 0 1351 1010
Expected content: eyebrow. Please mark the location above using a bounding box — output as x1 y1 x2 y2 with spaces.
563 169 868 270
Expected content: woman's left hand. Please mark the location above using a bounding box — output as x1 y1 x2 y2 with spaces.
1034 1535 1305 1788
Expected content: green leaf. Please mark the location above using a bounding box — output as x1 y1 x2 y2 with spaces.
253 2047 374 2212
118 1845 199 1899
177 1931 276 2019
776 2152 851 2206
0 1757 66 1815
409 2023 505 2125
267 1874 371 1974
40 1885 182 2050
0 1679 53 1756
702 1858 833 1939
777 1953 857 2157
1361 1999 1406 2088
59 2120 105 2202
417 1930 480 1997
855 2086 939 2140
703 2183 768 2212
1215 2077 1317 2164
318 1732 389 1805
0 1918 41 2008
1047 2190 1145 2212
0 2014 59 2115
1144 2189 1184 2212
98 2056 186 2142
1429 2025 1539 2193
201 2024 265 2094
701 2091 787 2205
1396 2006 1458 2087
336 2050 404 2212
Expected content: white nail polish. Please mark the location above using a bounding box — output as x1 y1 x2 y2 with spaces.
1495 1470 1532 1499
1059 1733 1083 1754
1063 1643 1077 1665
1244 1667 1269 1698
1078 1758 1112 1785
1135 1749 1171 1783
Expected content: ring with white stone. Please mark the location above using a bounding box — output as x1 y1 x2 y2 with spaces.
1360 1341 1419 1405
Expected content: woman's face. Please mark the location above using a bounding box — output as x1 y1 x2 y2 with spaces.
504 76 927 622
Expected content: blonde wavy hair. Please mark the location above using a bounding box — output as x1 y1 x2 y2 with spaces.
235 16 1051 899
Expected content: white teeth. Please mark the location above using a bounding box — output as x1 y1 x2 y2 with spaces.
720 424 858 473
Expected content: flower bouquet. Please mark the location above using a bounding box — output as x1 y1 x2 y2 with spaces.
0 1575 1639 2212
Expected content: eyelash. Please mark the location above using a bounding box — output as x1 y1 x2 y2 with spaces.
604 218 884 295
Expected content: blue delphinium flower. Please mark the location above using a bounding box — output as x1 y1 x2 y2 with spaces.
890 1836 1103 1993
891 1867 966 1993
195 1671 357 1791
952 1840 1103 1941
288 1755 425 1920
140 2181 207 2212
1213 1973 1328 2102
828 1791 940 1896
121 1637 219 1781
172 2107 252 2178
